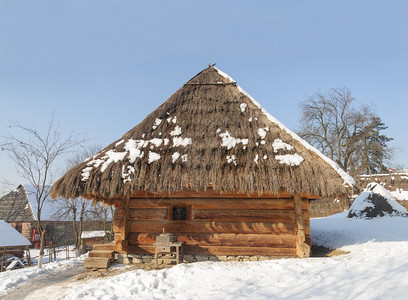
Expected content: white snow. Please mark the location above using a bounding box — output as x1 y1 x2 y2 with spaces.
240 103 247 112
124 140 144 163
392 189 408 201
152 118 162 130
181 154 188 162
81 134 191 181
257 127 268 139
170 125 182 136
226 155 237 166
214 67 355 187
14 213 408 300
349 192 375 216
100 150 127 172
81 231 106 239
115 140 124 146
275 153 304 166
172 137 192 147
0 250 85 297
272 138 294 152
254 154 259 164
219 131 249 150
172 152 180 163
167 116 177 124
0 221 31 247
121 165 135 183
148 152 161 164
350 183 407 217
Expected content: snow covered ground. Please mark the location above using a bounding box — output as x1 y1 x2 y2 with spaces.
2 213 408 299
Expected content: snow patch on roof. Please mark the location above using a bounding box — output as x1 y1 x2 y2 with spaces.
219 131 249 150
172 152 180 163
272 139 294 153
152 118 162 130
170 126 182 136
148 152 161 164
240 103 247 112
275 153 304 166
172 137 192 147
257 128 269 139
214 67 355 187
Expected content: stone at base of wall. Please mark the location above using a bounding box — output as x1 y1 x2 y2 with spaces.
114 254 284 265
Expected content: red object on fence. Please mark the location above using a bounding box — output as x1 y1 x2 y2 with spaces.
32 229 40 248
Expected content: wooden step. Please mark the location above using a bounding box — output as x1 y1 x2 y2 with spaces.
93 243 115 251
88 250 115 259
83 257 111 269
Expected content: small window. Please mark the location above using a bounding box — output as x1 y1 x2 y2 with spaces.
168 205 191 222
173 206 187 220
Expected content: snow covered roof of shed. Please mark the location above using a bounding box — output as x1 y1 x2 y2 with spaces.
51 66 355 201
81 231 107 239
0 220 31 247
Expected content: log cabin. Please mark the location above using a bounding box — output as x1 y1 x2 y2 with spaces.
50 66 355 262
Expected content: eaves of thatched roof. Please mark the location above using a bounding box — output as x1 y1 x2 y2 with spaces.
50 67 355 201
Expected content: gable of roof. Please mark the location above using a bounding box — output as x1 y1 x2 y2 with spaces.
51 67 355 201
0 185 35 222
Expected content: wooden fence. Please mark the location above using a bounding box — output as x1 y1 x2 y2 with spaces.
0 242 74 272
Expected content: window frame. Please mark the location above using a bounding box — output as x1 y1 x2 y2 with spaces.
168 205 192 223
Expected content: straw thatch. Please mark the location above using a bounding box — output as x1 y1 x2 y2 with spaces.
0 185 35 222
51 67 354 202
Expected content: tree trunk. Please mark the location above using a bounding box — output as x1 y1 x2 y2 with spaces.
38 229 46 269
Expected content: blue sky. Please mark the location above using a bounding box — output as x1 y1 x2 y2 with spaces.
1 1 407 186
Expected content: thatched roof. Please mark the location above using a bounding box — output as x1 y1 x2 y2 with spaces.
51 67 355 202
0 185 35 222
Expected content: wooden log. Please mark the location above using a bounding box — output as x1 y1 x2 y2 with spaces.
88 250 115 259
128 198 304 210
193 209 295 223
128 190 318 199
128 233 296 248
126 244 297 256
294 194 310 258
123 220 297 235
83 257 111 269
120 208 168 220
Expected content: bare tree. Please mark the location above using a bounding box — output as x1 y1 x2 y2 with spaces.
53 145 101 257
1 115 85 268
90 202 114 243
298 87 392 176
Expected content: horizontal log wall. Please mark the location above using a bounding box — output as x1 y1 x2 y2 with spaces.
114 194 311 257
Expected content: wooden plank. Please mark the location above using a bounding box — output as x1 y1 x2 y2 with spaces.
302 209 310 224
123 208 168 220
129 190 319 199
193 209 295 223
123 220 297 235
294 194 310 258
129 198 301 210
127 244 298 256
128 233 296 248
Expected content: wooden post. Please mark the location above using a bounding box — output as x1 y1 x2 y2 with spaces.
115 197 130 252
49 242 52 262
294 194 310 258
1 247 6 272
